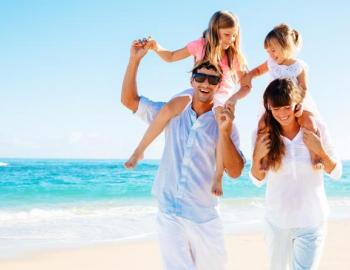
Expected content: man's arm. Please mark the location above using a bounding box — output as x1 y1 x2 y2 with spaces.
120 41 149 112
220 130 244 179
217 105 244 179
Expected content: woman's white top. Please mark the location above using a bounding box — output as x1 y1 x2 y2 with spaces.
250 120 342 229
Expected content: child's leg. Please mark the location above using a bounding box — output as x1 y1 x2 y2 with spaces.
258 113 269 170
297 111 324 169
211 135 224 196
211 107 225 197
124 96 190 169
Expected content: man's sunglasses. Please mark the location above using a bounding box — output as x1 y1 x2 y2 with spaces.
192 72 221 85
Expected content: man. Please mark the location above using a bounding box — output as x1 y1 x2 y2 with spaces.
121 41 245 270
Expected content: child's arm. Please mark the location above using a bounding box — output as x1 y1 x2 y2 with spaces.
294 69 308 117
147 37 191 62
247 61 269 80
227 61 268 104
297 69 308 94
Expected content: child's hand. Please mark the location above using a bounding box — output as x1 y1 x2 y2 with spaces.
240 72 253 89
134 36 158 51
294 103 304 117
225 96 237 109
144 36 158 51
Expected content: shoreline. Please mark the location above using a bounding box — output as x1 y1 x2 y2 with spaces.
0 220 349 270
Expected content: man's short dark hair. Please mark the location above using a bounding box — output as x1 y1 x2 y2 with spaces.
191 60 223 77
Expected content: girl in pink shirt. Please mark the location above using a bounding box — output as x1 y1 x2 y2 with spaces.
124 11 249 196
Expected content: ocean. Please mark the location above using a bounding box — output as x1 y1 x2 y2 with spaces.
0 159 349 258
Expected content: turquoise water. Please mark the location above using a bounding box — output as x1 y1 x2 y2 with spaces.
0 159 349 258
1 159 349 209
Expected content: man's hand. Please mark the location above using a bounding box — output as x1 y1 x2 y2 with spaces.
130 39 149 62
216 103 235 134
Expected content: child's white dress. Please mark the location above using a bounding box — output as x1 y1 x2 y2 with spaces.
267 57 318 115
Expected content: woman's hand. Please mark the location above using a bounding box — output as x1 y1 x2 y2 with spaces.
303 129 325 157
253 133 271 163
251 132 270 180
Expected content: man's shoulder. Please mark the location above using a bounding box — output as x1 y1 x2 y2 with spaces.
171 88 194 99
231 122 240 137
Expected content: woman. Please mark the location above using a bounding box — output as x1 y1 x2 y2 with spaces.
250 78 342 270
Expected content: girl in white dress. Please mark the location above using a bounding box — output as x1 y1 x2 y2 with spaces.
239 24 322 169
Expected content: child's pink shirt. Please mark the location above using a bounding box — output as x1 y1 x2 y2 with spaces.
187 38 241 106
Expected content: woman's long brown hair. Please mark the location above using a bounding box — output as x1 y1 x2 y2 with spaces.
263 79 303 170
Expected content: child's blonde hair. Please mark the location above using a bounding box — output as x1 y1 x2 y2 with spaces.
264 24 302 59
202 11 246 80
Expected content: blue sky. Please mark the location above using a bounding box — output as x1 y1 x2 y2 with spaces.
1 0 349 159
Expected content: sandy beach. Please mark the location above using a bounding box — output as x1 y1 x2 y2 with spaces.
0 220 349 270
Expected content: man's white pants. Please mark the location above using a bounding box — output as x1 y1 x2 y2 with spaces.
156 212 228 270
265 220 326 270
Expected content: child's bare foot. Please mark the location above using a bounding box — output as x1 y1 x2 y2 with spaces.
211 174 223 197
124 151 144 169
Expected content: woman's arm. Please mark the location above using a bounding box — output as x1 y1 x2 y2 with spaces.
303 129 338 174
